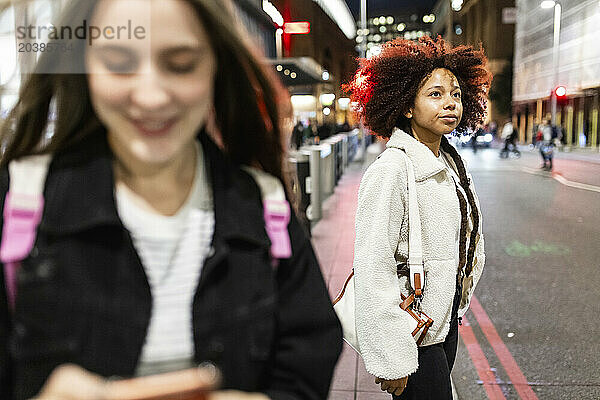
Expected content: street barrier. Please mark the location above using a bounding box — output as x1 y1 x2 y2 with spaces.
287 150 311 234
288 130 361 227
346 129 359 161
323 135 344 185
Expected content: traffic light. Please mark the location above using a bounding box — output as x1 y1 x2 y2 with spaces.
555 86 567 105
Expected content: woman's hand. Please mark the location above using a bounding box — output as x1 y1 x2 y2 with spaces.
31 364 270 400
31 364 106 400
375 376 408 396
208 391 269 400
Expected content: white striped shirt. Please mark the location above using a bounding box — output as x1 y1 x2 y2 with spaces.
115 143 214 376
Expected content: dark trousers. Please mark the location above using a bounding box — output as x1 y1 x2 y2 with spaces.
393 283 462 400
540 143 554 168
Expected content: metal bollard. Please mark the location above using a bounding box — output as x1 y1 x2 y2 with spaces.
324 145 334 195
289 151 311 235
308 147 322 222
342 135 348 170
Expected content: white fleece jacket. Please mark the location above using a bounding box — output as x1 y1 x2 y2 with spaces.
353 128 485 380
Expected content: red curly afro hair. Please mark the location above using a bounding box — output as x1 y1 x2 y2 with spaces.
343 36 492 138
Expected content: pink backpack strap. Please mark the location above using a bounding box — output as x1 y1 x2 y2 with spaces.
243 167 292 266
1 154 51 310
263 199 291 260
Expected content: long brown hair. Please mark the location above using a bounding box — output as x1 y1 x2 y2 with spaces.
0 0 286 182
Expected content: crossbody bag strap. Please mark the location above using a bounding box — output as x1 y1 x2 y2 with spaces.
389 148 425 300
402 151 424 299
0 154 52 311
242 167 292 266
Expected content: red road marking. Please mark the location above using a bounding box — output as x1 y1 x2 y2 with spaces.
469 296 539 400
459 316 506 399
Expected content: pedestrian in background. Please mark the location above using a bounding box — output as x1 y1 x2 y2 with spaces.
501 119 513 143
0 0 342 399
488 121 497 137
291 121 304 150
535 123 544 147
500 119 520 158
344 36 490 399
539 118 554 170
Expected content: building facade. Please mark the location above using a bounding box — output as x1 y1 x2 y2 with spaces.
432 0 517 125
513 0 599 148
355 12 433 59
232 0 279 58
270 0 357 125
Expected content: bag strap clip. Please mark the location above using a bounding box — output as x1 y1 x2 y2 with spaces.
242 167 292 265
263 199 291 259
1 154 52 310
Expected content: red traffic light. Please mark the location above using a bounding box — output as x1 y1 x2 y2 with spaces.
555 86 567 97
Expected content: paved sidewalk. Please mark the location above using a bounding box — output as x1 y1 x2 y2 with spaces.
311 161 392 400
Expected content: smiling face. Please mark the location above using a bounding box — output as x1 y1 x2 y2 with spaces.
85 0 216 168
408 68 463 141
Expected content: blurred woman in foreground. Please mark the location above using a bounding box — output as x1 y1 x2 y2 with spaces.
0 0 342 399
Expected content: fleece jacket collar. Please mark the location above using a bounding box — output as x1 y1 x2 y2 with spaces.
385 128 446 182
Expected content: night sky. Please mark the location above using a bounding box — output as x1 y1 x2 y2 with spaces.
345 0 438 18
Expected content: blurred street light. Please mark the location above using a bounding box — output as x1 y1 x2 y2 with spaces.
423 14 436 23
541 0 562 125
452 0 463 12
360 0 367 58
262 0 283 26
540 0 556 8
320 93 335 106
338 97 351 110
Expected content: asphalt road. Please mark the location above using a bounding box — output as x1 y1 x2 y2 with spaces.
452 144 600 399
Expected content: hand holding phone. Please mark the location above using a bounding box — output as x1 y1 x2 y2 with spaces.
32 363 220 400
105 364 220 400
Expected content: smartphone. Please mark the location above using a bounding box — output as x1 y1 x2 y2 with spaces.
104 364 221 400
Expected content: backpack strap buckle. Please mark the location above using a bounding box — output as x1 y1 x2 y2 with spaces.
1 192 45 310
1 192 45 263
263 199 292 260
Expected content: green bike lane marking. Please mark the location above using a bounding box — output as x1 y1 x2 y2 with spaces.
504 240 570 258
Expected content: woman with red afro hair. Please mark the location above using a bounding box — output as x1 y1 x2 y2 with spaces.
344 36 491 399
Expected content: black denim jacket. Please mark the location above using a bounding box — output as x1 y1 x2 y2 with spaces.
0 130 342 400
